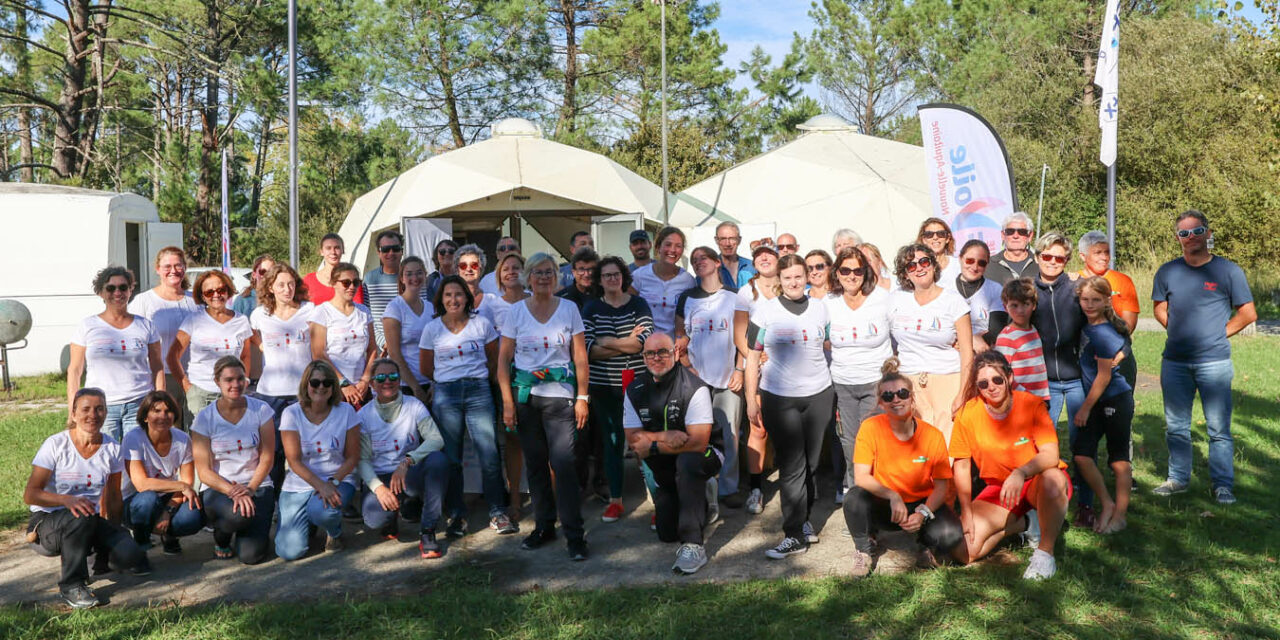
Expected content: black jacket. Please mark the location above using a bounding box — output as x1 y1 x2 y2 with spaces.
1032 274 1086 382
625 365 723 454
987 249 1037 286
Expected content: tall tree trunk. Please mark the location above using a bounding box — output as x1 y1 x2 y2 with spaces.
51 0 94 178
195 0 222 264
14 5 35 182
77 1 113 180
435 16 465 148
248 114 271 224
557 1 579 135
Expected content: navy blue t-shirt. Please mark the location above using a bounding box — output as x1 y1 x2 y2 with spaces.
1151 256 1252 363
1080 322 1132 399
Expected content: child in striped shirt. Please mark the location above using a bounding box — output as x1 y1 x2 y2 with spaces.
994 278 1050 401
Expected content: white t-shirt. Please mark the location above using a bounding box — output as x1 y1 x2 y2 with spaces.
943 277 1005 336
938 256 963 286
71 315 160 404
890 288 971 375
479 271 501 297
383 296 432 384
250 302 315 397
128 289 197 374
278 402 360 492
500 298 584 398
29 431 123 513
825 288 895 385
420 313 498 383
677 288 738 389
632 264 696 335
190 397 275 487
310 302 372 383
178 309 252 392
120 428 193 499
622 385 713 429
734 281 776 314
358 396 430 475
753 297 832 397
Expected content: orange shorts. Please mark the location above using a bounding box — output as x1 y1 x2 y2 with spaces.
975 468 1072 517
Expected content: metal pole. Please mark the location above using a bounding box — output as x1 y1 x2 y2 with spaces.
1035 163 1049 234
659 0 669 225
287 0 299 269
1106 162 1117 269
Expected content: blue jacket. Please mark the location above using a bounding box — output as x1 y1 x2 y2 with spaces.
718 255 755 291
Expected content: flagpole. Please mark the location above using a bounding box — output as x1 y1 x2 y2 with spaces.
1106 164 1116 269
287 0 299 269
221 149 231 273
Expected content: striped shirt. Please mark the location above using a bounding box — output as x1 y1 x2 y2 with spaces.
582 296 654 389
363 267 431 349
994 325 1051 400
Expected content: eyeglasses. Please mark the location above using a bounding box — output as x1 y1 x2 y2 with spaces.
530 269 557 279
777 243 798 251
963 257 989 268
601 271 623 280
437 247 457 256
308 378 334 389
202 286 231 297
1176 226 1207 239
906 256 935 271
373 372 401 383
642 348 674 360
497 244 519 252
1002 228 1031 237
715 236 740 242
879 388 911 402
573 265 594 274
837 266 866 277
806 263 829 272
976 376 1007 390
921 230 950 240
103 283 130 293
378 244 403 253
458 262 482 271
1038 253 1068 265
335 278 361 288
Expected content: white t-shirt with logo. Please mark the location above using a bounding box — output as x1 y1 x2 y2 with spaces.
128 289 197 373
121 428 193 499
752 297 832 397
190 397 275 487
29 431 123 513
942 277 1005 336
419 313 498 384
677 288 738 389
178 309 252 392
500 298 584 398
72 315 160 404
890 288 972 375
383 296 432 384
632 264 696 335
278 402 360 492
358 396 430 476
825 287 894 386
250 302 315 397
310 302 372 383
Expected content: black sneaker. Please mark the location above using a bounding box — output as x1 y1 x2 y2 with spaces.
60 583 99 609
419 530 443 559
130 556 153 576
764 536 808 559
91 553 111 577
445 516 467 538
719 492 746 509
567 538 589 561
162 535 182 555
521 528 556 550
378 518 400 540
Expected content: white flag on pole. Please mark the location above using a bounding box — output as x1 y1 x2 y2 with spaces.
1095 0 1120 167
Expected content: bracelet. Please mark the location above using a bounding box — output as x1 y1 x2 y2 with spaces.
576 394 590 404
914 504 935 522
734 367 745 372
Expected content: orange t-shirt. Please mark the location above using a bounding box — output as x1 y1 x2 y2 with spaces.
949 390 1068 483
853 414 952 503
1079 268 1139 315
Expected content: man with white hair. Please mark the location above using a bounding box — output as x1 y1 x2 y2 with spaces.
987 212 1037 285
714 221 754 289
1076 230 1139 333
776 233 799 257
832 229 862 256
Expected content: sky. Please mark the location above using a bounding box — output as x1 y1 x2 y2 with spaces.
717 0 815 92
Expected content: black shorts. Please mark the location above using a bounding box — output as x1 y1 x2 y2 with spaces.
1071 392 1134 463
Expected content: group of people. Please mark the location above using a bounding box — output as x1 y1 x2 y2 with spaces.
27 208 1254 608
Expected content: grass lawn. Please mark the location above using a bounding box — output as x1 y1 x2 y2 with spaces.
2 333 1279 639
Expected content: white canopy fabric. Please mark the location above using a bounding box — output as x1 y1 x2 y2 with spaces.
668 114 932 257
338 119 666 272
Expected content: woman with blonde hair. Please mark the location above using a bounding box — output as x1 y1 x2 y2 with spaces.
129 246 197 423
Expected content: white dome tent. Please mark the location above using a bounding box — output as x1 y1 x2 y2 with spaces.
336 118 667 273
669 114 933 257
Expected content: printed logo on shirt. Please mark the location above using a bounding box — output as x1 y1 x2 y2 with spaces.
55 471 101 495
212 434 258 456
442 340 484 361
1204 281 1218 292
912 455 928 464
264 329 308 348
89 337 147 355
929 318 943 332
1014 436 1031 446
516 332 566 355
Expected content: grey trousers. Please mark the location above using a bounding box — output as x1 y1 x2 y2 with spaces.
712 388 743 496
833 382 881 489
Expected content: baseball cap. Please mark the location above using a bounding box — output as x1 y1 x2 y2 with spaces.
629 230 650 243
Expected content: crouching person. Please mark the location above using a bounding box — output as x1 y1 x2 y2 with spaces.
844 359 963 578
624 334 724 575
122 391 205 555
357 358 451 558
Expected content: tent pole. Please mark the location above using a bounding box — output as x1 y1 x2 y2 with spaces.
287 0 299 269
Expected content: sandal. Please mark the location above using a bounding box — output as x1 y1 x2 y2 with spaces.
213 545 234 559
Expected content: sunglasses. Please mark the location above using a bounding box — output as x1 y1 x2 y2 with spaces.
458 262 482 271
1038 253 1068 265
806 263 829 272
373 372 401 383
1176 226 1208 239
976 376 1007 390
776 243 798 251
202 286 231 297
335 278 361 288
256 268 270 276
837 266 866 278
963 257 989 268
906 256 935 271
921 230 950 240
378 244 403 253
879 388 911 402
308 378 334 389
103 283 130 293
642 348 674 360
1003 228 1031 237
497 244 519 252
437 247 457 256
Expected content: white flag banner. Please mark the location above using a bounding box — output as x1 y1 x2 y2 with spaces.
917 104 1019 253
1095 0 1120 167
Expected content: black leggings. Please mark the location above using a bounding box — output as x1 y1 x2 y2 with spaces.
842 486 963 555
760 386 835 540
201 487 275 564
516 395 585 542
29 510 144 589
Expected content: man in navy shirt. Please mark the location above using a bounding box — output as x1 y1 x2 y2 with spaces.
1150 210 1256 504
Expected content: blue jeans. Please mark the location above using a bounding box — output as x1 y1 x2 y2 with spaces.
123 491 205 542
1162 358 1235 490
1045 378 1092 508
103 398 143 442
360 451 449 533
275 482 357 561
433 378 506 517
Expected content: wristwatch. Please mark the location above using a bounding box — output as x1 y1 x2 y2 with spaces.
914 504 935 522
649 441 660 458
576 394 590 404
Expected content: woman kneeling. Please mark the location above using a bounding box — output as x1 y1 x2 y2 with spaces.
951 351 1071 580
844 359 963 578
122 391 204 555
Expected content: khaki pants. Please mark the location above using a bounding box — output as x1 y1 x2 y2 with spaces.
164 373 190 429
909 372 962 443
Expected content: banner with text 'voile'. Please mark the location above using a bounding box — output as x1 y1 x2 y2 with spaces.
917 104 1018 253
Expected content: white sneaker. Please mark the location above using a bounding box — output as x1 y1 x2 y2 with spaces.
672 543 708 574
705 477 720 525
746 488 764 515
803 521 819 544
1022 549 1057 580
1152 479 1189 496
